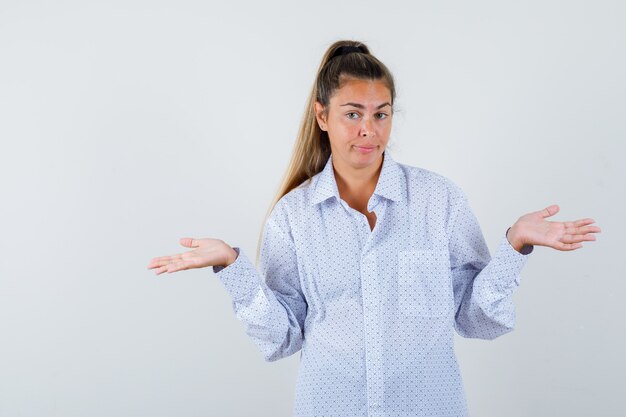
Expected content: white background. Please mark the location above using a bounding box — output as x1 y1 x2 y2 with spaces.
1 1 624 416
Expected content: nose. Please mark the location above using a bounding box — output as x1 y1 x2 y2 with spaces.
360 117 375 137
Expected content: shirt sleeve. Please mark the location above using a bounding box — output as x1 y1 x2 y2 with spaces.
212 203 307 361
447 183 533 340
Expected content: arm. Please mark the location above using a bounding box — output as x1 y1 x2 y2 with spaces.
213 205 307 362
447 185 532 340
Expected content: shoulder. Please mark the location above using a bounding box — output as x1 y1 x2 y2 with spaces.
396 160 465 201
276 178 312 211
266 178 312 225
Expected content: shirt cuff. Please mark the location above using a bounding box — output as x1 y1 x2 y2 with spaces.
212 247 262 301
493 232 532 288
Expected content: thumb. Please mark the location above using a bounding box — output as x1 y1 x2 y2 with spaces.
179 237 200 248
540 204 560 219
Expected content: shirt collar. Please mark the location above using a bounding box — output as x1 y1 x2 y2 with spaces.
310 150 406 206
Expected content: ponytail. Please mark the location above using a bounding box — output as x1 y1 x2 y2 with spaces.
255 40 396 263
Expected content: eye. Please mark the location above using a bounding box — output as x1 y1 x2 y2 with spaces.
346 112 360 120
376 112 389 120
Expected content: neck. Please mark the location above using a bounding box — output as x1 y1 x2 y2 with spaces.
332 152 384 212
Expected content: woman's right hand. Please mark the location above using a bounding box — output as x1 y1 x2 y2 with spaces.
147 237 238 275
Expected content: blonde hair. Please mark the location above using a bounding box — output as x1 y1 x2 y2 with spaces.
256 40 396 263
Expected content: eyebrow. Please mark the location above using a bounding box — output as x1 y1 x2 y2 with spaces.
339 102 391 109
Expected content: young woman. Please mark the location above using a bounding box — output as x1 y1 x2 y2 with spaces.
147 40 600 417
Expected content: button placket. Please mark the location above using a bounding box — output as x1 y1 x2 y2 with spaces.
348 198 387 415
360 253 384 415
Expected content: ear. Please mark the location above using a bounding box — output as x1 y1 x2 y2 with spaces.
314 101 328 131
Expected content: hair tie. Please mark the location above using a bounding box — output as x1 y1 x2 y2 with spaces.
329 45 363 60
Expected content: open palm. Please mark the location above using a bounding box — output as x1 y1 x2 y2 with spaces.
147 237 237 275
510 204 601 251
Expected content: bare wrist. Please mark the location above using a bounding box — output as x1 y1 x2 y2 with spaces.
223 246 239 267
506 225 525 252
506 225 534 254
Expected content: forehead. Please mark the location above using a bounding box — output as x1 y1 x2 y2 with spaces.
330 78 392 105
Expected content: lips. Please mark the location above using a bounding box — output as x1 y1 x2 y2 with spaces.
354 145 377 153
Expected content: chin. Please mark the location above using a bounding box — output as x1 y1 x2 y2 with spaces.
351 146 383 165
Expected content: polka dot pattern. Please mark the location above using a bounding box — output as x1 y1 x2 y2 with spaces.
214 150 532 416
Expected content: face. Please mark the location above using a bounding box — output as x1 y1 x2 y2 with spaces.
314 78 393 171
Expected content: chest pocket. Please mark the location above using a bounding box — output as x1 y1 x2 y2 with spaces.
397 249 453 317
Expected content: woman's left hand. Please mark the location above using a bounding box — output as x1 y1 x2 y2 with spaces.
507 204 601 252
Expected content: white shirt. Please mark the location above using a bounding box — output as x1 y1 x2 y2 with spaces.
214 150 532 417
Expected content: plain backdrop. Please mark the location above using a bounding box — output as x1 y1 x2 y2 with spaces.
1 1 624 416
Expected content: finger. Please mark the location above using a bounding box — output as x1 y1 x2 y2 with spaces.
577 225 601 234
541 204 560 219
154 265 169 275
147 257 165 269
573 218 597 227
148 256 168 268
154 261 188 275
147 257 168 269
147 254 183 269
556 241 583 251
566 225 602 235
561 234 596 244
568 218 601 233
180 237 200 248
166 260 194 273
